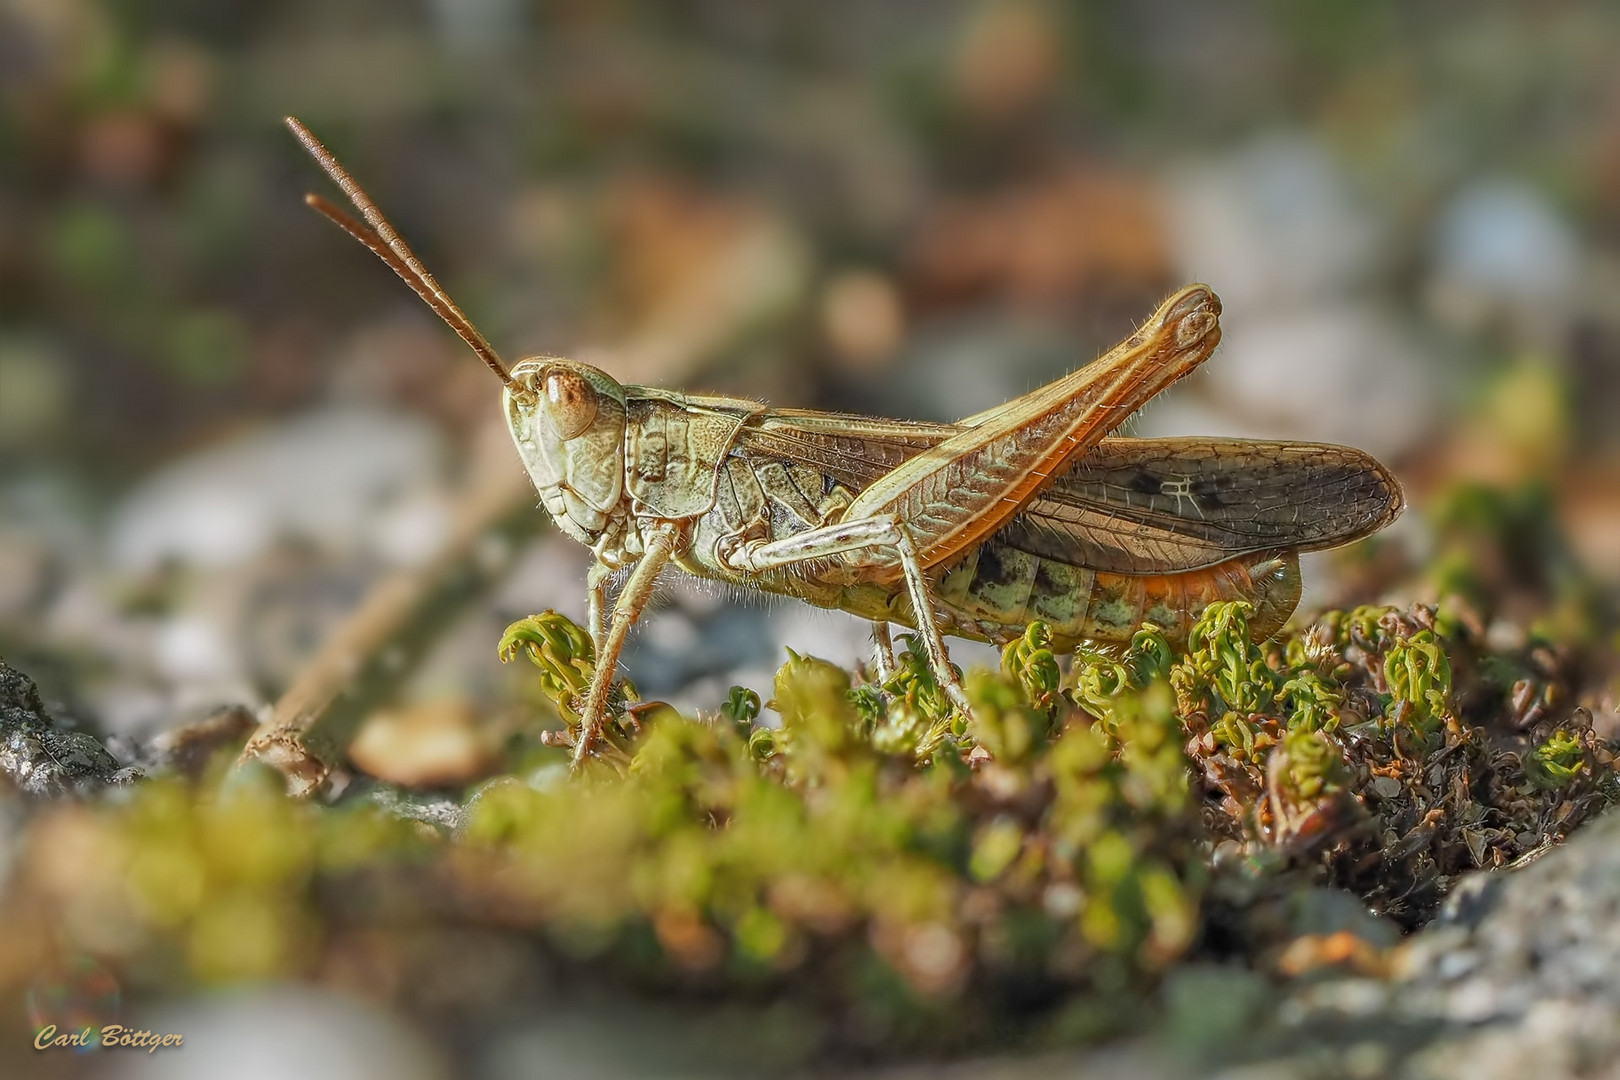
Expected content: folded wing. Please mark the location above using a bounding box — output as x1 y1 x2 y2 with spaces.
1011 437 1403 573
735 415 1403 575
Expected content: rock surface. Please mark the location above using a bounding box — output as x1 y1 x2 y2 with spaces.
0 659 132 798
1253 804 1620 1080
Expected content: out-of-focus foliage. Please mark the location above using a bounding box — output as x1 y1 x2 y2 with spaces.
3 615 1207 1057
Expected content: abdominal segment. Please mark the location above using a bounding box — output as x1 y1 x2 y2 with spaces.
680 458 1305 649
928 543 1303 648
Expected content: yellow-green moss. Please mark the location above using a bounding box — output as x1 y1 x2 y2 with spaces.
5 533 1617 1061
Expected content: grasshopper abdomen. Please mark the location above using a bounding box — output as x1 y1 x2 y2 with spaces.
932 546 1302 647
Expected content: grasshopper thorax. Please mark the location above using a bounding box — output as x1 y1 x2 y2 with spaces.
506 357 630 548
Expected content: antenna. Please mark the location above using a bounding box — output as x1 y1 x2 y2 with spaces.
285 116 524 395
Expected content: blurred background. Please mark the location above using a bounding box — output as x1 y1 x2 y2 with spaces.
3 0 1620 779
5 2 1620 1077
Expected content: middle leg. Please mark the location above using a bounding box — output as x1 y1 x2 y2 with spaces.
871 622 896 682
722 515 972 716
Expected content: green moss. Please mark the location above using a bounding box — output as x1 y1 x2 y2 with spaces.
1527 729 1587 790
2 610 1227 1058
6 557 1616 1062
499 611 643 761
1382 629 1453 751
1068 597 1616 924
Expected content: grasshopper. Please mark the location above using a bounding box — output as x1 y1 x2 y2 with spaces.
287 117 1403 766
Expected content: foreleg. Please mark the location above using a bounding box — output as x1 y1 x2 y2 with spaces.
573 524 681 767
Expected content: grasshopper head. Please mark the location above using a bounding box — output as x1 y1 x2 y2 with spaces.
506 357 629 547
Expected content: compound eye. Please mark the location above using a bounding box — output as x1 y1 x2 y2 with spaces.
542 370 599 440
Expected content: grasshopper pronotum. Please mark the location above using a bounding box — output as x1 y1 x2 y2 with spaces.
287 117 1403 766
